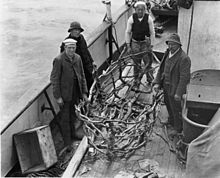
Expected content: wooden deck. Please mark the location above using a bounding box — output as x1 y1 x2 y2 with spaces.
152 8 178 17
154 18 178 53
75 105 186 178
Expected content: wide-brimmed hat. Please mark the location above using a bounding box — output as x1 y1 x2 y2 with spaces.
68 21 84 32
165 33 182 46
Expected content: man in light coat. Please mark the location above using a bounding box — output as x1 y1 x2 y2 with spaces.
152 33 191 134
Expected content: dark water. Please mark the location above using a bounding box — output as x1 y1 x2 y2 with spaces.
0 0 123 119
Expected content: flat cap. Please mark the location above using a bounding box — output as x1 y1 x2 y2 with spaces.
63 38 77 46
134 1 146 8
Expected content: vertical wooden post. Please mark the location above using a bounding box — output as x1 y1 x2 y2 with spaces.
104 0 113 63
108 26 113 63
105 0 112 22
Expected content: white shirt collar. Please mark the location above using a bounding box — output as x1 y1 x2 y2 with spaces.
138 17 144 21
169 48 180 58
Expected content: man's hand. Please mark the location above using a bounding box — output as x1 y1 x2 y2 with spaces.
174 94 181 101
152 84 160 93
92 62 97 74
126 43 131 54
82 94 89 103
92 62 97 70
56 97 64 108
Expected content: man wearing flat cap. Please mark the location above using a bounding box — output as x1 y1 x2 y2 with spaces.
152 33 191 135
51 38 88 147
60 21 95 92
125 1 155 89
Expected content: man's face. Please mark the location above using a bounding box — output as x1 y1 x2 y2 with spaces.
70 29 81 38
65 44 76 57
135 5 145 18
167 41 180 53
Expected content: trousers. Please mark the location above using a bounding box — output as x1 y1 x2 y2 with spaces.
163 83 183 132
59 79 82 146
131 38 153 84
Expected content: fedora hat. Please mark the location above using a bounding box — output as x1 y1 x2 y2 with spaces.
165 33 182 46
68 21 84 32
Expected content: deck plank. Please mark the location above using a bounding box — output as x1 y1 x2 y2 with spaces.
155 133 168 175
161 144 172 176
144 136 154 158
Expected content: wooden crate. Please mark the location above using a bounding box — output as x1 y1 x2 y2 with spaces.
13 125 57 174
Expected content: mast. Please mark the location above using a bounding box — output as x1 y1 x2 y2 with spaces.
103 0 113 63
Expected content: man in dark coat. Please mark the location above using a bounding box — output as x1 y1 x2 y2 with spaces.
152 33 191 134
50 38 88 147
60 21 94 91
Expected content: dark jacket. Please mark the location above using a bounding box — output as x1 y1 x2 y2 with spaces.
60 34 94 74
153 48 191 97
50 52 88 101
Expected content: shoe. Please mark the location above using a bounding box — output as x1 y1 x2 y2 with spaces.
162 118 174 127
167 128 178 141
58 145 72 157
66 145 72 152
164 123 174 128
176 139 188 163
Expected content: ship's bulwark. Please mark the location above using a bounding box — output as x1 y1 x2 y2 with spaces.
1 2 131 176
0 0 123 124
